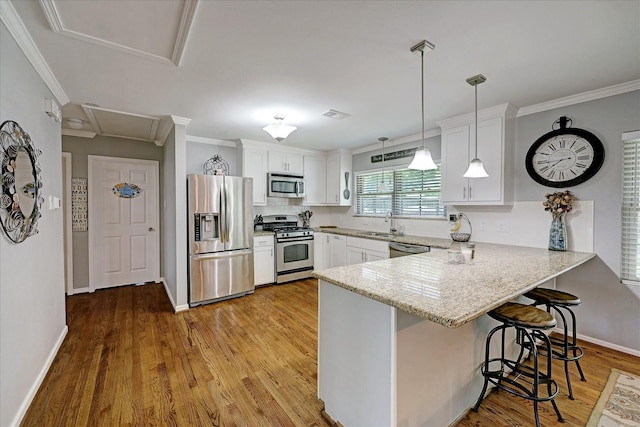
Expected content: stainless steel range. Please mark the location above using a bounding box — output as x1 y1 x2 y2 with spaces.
261 215 314 283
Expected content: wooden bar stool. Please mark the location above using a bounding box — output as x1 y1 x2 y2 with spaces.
473 302 563 427
524 287 586 400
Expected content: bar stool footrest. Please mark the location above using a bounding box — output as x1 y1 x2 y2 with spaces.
481 358 560 403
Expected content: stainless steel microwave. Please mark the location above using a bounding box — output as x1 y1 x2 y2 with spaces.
267 172 305 198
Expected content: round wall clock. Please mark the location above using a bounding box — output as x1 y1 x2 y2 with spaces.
525 116 605 188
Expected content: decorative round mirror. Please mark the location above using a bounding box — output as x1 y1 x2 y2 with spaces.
0 120 44 243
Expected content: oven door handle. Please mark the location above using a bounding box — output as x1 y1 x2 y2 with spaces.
277 236 314 243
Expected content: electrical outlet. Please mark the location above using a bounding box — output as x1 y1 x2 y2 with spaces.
449 214 457 222
498 222 510 233
479 221 487 231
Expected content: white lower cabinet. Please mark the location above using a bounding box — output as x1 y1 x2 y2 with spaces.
314 232 347 270
253 235 275 286
346 237 389 265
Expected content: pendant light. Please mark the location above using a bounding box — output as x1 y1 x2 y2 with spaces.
263 114 297 142
378 137 389 192
408 40 437 170
463 75 489 178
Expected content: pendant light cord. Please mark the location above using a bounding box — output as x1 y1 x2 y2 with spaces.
421 50 425 150
474 82 478 157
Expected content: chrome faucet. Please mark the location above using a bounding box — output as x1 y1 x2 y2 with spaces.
385 210 397 235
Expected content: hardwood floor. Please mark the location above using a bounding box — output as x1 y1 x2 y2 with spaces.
22 279 639 427
22 279 328 427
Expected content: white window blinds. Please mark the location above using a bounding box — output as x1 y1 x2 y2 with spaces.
622 131 640 284
356 168 445 218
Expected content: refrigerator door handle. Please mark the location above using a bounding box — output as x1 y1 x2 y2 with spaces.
191 249 253 261
219 190 225 243
224 188 230 242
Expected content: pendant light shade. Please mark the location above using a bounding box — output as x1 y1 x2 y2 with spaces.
409 147 438 170
463 75 489 178
378 137 389 192
408 40 438 171
263 115 297 142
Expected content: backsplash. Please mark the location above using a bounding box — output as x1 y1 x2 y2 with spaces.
253 197 332 228
329 201 594 252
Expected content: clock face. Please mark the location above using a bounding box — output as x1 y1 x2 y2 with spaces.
526 127 604 188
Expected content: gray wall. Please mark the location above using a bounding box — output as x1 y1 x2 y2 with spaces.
1 22 66 426
186 141 237 175
514 90 640 351
62 135 163 289
353 135 441 172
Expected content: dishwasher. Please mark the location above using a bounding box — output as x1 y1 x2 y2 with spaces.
389 241 430 258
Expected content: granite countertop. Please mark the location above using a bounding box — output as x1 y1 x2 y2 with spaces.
253 230 275 237
313 243 595 328
313 227 453 249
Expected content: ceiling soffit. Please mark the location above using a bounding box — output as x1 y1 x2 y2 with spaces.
38 0 198 66
81 104 160 143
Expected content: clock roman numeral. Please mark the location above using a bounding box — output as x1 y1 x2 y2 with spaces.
547 170 556 179
548 143 557 151
537 160 549 164
539 165 550 173
559 139 566 148
575 146 587 153
576 162 587 168
577 155 591 160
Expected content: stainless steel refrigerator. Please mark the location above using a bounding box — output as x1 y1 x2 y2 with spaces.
187 174 254 306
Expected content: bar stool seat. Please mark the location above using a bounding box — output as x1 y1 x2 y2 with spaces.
473 302 563 427
524 287 586 400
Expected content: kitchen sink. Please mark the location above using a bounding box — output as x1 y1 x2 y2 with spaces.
357 231 395 238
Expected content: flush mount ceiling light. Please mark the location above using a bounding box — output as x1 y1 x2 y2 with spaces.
408 40 438 171
463 74 489 178
263 115 297 142
378 137 389 192
66 118 84 129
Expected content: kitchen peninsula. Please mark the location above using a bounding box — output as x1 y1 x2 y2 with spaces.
313 243 595 427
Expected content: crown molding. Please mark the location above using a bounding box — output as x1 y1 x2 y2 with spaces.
1 0 69 105
186 135 236 147
517 79 640 117
170 115 192 126
171 0 199 66
352 129 441 155
437 103 518 130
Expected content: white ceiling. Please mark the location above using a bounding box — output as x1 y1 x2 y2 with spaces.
9 0 640 151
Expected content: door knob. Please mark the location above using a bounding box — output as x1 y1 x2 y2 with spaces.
148 227 155 232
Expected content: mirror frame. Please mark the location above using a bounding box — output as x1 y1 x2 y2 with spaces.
0 120 44 243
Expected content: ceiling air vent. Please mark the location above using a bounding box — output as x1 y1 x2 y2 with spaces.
322 109 350 120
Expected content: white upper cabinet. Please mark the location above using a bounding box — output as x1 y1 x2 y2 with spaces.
439 103 517 206
304 155 328 204
268 151 303 173
237 142 268 206
304 150 352 206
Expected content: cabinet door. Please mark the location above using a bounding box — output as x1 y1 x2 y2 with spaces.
469 117 503 202
314 232 328 270
287 153 304 174
304 155 327 205
441 125 470 204
326 154 341 204
347 247 365 265
244 149 267 205
253 236 275 286
268 151 287 172
365 249 388 262
330 234 347 267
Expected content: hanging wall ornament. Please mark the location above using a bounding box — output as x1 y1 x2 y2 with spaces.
0 120 44 243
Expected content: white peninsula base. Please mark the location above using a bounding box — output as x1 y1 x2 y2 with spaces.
318 280 519 427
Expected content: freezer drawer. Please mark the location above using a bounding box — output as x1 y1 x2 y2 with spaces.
189 249 254 306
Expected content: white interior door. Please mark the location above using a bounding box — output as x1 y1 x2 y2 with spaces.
89 156 159 291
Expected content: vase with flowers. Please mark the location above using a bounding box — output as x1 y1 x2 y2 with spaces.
543 190 575 251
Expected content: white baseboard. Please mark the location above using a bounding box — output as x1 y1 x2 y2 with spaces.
67 286 90 295
10 325 68 427
575 332 640 358
160 278 189 313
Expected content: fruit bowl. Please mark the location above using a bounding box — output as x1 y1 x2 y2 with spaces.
450 232 471 242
